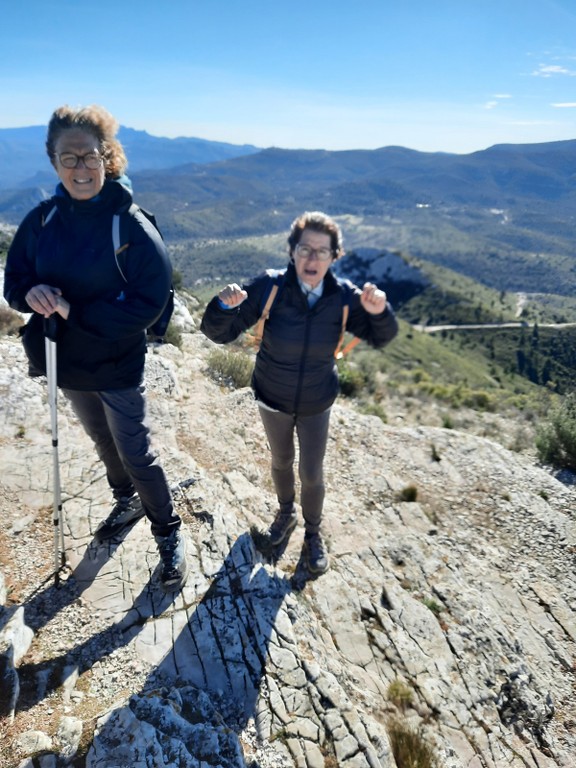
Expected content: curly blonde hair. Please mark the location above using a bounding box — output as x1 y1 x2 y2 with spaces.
46 104 128 178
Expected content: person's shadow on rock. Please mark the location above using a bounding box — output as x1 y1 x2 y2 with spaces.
89 531 297 765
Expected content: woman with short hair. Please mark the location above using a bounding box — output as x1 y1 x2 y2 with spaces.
201 211 398 574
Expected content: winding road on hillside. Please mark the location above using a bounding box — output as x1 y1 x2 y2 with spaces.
413 321 576 333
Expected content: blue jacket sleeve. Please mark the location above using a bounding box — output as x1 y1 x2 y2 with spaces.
3 208 43 313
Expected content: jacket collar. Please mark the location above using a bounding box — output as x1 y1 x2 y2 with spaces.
53 178 133 216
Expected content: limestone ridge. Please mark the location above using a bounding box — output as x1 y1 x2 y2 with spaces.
0 328 575 767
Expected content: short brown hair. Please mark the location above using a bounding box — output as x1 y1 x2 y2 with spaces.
287 211 344 260
46 104 128 178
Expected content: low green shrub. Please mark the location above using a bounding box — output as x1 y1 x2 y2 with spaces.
206 347 254 389
398 484 418 502
418 380 497 411
536 392 576 471
421 597 444 617
337 359 367 397
387 719 437 768
387 679 413 711
162 321 182 348
358 401 388 422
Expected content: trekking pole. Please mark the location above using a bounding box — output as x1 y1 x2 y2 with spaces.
44 315 66 584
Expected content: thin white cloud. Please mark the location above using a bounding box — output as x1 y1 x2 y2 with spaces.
532 64 576 77
483 94 512 110
551 102 576 107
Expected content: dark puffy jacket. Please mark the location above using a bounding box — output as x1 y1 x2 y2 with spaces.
3 180 172 390
200 263 398 415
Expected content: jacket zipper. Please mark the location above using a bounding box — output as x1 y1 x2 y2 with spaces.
292 303 313 414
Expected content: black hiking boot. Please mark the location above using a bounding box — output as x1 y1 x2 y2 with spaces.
95 494 145 542
303 532 329 574
155 528 189 593
268 506 298 546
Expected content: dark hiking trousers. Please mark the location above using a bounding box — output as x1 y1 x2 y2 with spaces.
258 405 331 534
62 385 180 537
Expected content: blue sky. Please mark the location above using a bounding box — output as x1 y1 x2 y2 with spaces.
2 0 575 154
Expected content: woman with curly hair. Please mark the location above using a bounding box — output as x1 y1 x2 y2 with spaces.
4 105 188 592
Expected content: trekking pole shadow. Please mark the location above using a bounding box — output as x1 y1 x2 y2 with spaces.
44 315 67 586
19 533 129 634
14 571 174 713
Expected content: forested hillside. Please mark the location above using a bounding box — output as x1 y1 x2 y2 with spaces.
2 137 576 406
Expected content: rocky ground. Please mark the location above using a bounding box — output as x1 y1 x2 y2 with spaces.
1 329 576 768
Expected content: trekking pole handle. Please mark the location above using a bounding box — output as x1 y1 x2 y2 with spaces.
44 315 58 342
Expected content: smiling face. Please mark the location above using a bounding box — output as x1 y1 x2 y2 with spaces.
52 128 106 201
292 228 334 289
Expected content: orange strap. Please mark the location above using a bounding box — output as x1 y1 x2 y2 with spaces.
335 335 361 360
334 303 361 360
250 284 279 347
252 283 361 358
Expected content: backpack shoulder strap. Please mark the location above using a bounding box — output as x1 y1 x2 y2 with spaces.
250 270 285 348
251 283 279 347
334 282 361 360
111 204 174 340
113 203 141 282
40 200 58 227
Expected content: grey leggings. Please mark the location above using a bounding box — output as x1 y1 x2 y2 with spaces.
62 386 180 537
258 405 331 534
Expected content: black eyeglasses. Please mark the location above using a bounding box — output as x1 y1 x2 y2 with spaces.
56 152 103 170
294 244 333 261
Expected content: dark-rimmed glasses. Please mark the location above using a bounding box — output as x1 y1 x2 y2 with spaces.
56 152 103 170
294 244 333 261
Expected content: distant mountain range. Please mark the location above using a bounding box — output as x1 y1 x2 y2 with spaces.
1 129 575 298
119 139 576 294
0 125 260 190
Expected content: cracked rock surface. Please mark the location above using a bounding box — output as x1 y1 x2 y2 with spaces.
1 330 576 767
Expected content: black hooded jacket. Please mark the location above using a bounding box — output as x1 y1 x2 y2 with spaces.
3 179 172 390
200 263 398 416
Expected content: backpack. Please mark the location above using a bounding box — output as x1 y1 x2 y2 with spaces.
112 204 174 341
250 271 361 359
40 201 174 341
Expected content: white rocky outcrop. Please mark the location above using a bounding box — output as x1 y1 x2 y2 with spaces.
0 331 575 767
